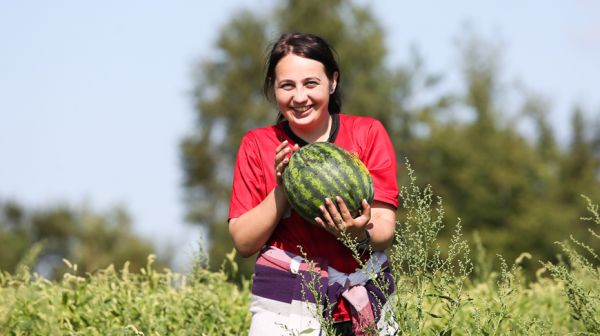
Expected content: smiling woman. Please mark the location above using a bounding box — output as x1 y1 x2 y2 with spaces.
227 32 399 335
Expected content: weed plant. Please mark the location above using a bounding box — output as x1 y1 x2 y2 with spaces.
544 195 600 334
0 252 250 335
302 161 597 335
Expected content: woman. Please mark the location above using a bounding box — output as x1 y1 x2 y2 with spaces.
228 32 398 335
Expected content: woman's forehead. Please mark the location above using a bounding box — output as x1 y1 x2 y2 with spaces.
275 54 327 80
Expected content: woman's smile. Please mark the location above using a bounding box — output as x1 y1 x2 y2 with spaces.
290 104 313 115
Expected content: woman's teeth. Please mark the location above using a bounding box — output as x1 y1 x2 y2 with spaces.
292 106 311 113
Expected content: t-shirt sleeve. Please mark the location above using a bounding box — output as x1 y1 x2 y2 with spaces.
362 119 399 208
228 133 267 220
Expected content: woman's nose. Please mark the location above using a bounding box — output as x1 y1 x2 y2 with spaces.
292 87 308 103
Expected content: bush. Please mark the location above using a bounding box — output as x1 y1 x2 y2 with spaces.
0 254 250 335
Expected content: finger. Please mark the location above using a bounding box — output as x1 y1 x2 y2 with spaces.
325 197 341 220
276 155 289 169
356 199 371 221
275 140 288 153
275 140 290 160
319 202 334 224
275 160 285 177
335 196 353 221
319 203 338 231
314 216 335 234
275 143 291 175
275 147 290 164
325 198 345 230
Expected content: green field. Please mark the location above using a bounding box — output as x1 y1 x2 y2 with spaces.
2 168 598 335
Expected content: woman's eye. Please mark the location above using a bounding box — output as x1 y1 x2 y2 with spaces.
305 81 319 88
279 83 293 90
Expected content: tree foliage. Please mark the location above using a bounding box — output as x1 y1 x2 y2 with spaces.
0 200 170 279
402 33 600 269
180 10 271 276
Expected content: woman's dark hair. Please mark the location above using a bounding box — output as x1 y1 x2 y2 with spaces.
263 32 342 121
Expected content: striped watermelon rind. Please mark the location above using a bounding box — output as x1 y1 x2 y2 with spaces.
282 142 374 225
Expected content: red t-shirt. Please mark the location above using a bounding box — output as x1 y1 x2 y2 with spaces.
228 113 399 319
229 113 398 269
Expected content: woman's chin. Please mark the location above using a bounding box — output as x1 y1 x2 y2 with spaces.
285 111 313 125
288 116 316 129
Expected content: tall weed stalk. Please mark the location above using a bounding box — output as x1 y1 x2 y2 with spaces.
385 160 473 335
544 195 600 334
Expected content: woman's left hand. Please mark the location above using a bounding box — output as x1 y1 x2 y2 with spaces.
315 196 371 239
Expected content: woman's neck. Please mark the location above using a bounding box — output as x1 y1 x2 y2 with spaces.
289 114 332 144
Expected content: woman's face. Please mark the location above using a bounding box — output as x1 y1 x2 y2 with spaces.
274 53 337 133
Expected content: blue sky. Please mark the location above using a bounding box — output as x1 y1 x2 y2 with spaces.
1 1 598 270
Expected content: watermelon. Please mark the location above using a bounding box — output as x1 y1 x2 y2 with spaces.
282 142 374 224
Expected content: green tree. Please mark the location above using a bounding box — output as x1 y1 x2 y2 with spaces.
561 107 600 203
0 201 30 272
0 199 170 279
401 32 600 272
557 107 600 252
521 92 558 162
180 10 271 278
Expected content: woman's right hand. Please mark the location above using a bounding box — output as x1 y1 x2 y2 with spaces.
274 140 299 185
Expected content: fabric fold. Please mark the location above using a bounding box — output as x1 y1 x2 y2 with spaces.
249 246 394 335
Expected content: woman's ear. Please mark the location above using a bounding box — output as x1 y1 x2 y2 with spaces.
330 71 339 94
